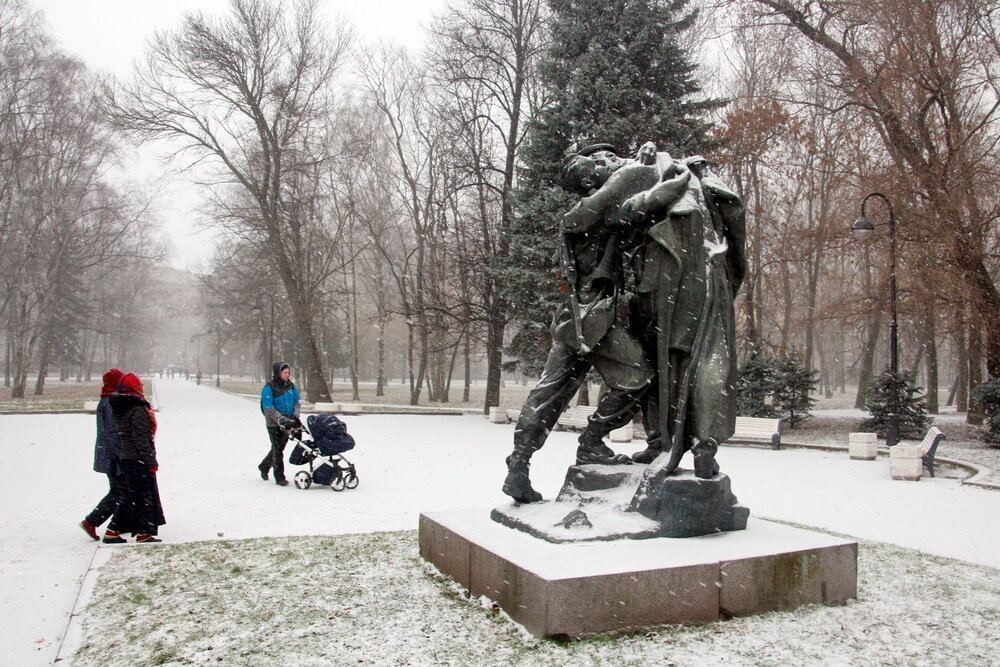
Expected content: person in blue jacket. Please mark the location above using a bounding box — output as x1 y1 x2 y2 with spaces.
259 362 301 486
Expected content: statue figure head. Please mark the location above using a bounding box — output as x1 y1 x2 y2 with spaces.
560 144 622 196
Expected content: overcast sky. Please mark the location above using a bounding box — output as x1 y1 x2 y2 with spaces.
30 0 444 270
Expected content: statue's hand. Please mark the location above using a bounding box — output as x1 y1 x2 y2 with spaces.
618 193 646 224
637 141 657 165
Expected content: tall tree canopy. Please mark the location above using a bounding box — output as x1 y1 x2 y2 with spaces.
504 0 720 373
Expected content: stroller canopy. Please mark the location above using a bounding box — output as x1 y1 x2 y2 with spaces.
307 414 355 455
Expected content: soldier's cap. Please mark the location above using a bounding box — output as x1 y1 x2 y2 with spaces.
576 143 618 157
559 143 620 193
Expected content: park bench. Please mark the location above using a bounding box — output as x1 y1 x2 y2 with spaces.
727 416 782 450
555 405 594 431
918 426 946 477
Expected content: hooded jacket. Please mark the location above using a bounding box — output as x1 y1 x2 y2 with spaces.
94 368 124 474
109 374 158 469
261 362 301 427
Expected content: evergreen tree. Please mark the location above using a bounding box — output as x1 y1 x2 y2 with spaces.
502 0 720 372
771 351 818 427
736 350 778 418
860 369 932 439
971 379 1000 447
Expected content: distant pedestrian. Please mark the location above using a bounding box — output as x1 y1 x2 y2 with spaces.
258 362 300 486
79 368 127 541
104 373 165 543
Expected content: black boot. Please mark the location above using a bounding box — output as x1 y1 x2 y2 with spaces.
576 437 632 465
630 446 662 464
693 438 720 479
502 455 543 503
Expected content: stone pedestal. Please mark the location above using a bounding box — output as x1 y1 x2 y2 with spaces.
339 403 363 414
609 424 633 442
848 432 878 460
313 402 340 413
83 401 98 413
488 407 506 424
889 444 922 480
420 510 858 639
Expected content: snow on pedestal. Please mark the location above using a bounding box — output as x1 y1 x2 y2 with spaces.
488 407 506 424
889 444 922 480
83 401 99 412
848 432 878 460
313 402 340 413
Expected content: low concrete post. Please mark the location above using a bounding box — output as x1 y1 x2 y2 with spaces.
848 432 878 460
488 407 507 424
339 404 363 415
83 401 99 413
314 402 340 413
609 424 633 443
889 443 922 480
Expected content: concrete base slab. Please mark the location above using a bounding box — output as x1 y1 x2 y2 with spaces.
420 509 857 639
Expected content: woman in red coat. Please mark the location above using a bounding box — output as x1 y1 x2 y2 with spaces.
104 373 165 543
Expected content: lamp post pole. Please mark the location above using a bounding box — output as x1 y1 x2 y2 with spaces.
852 192 900 447
216 327 222 388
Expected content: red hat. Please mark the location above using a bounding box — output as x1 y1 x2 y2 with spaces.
118 373 145 399
101 368 124 398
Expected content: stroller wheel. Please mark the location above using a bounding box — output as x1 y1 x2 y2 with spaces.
294 471 312 489
344 472 359 489
330 474 346 492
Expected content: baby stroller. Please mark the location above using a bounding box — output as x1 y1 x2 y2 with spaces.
286 414 359 491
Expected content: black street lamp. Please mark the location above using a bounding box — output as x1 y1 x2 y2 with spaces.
851 192 900 447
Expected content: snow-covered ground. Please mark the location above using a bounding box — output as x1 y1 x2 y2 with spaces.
2 378 998 665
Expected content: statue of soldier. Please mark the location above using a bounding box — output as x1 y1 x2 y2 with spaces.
501 144 658 504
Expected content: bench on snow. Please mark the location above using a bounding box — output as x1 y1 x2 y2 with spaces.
555 405 593 431
726 416 782 450
917 426 946 477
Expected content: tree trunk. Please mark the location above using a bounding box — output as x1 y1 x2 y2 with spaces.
923 302 939 414
855 310 883 409
967 314 984 425
955 310 968 411
483 316 505 414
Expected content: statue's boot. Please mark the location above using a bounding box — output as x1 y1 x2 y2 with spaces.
630 444 662 464
502 454 543 503
576 435 632 466
692 438 720 479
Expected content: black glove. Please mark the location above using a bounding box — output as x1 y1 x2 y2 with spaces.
278 416 296 429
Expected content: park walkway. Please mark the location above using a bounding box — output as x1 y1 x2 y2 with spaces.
1 377 997 664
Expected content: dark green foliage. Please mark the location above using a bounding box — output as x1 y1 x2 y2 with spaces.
504 0 720 373
860 369 932 439
771 352 818 428
736 350 778 418
971 379 1000 446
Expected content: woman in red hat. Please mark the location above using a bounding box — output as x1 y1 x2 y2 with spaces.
104 373 165 543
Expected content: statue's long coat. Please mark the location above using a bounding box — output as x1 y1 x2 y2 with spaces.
635 167 746 474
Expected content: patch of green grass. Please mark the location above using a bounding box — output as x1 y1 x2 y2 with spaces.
73 531 1000 666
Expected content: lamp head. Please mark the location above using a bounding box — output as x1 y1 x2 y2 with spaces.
851 214 875 240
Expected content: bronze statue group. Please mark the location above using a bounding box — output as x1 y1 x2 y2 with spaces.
503 142 746 503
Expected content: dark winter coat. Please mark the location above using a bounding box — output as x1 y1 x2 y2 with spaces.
261 362 301 428
109 393 159 470
93 397 123 474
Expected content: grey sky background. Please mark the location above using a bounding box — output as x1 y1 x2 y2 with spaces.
30 0 443 270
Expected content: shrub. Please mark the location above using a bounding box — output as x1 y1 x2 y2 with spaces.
860 368 932 439
971 379 1000 447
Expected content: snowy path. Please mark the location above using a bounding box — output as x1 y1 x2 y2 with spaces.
2 377 998 665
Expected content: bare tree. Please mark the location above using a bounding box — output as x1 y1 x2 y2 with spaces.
105 0 352 401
